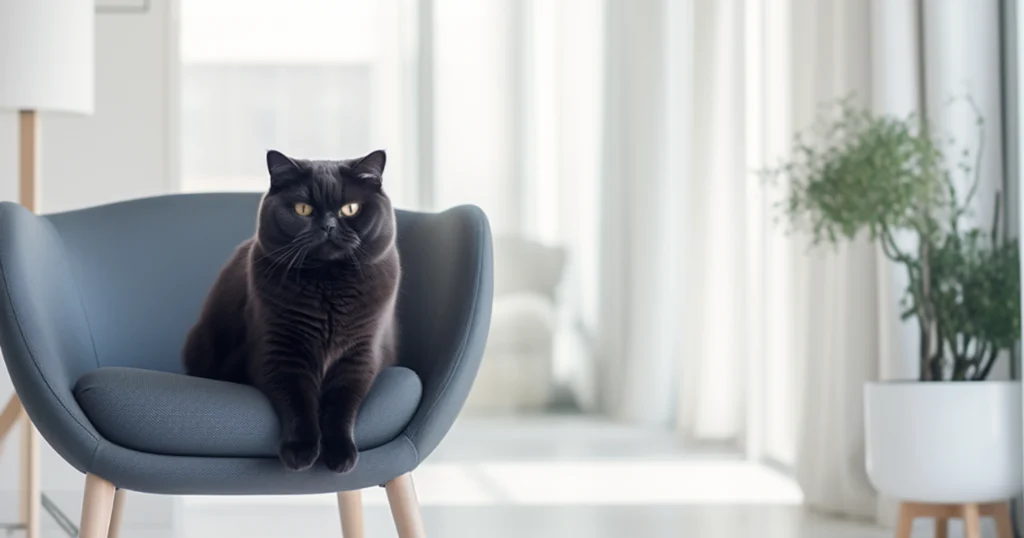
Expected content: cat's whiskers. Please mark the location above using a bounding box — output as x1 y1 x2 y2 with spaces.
280 242 308 284
293 244 312 283
278 230 321 286
347 244 368 282
252 240 304 265
254 241 307 291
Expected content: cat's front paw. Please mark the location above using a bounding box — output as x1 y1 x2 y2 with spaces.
279 436 321 471
322 435 359 473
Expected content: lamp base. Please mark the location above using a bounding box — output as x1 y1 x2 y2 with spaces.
0 397 38 538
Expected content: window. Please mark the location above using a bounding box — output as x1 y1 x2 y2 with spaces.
179 0 604 417
180 0 417 207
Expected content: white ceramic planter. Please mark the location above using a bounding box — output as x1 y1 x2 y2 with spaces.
864 381 1023 503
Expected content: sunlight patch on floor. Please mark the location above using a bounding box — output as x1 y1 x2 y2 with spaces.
183 460 803 507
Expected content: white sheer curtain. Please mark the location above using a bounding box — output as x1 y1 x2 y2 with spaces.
593 0 683 424
677 0 1005 520
427 0 1006 518
681 0 891 517
430 0 605 409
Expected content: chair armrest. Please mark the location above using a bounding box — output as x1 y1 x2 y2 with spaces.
0 202 101 471
396 205 493 461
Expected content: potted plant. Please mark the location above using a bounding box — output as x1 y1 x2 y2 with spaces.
765 99 1023 504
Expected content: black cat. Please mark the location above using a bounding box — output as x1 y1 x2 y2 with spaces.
182 149 400 473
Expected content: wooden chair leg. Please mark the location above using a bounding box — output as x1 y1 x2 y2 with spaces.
385 473 426 538
80 474 117 538
961 503 982 538
107 489 127 538
337 490 364 538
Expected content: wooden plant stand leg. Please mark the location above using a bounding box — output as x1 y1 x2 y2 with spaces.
961 503 982 538
337 490 364 538
934 514 947 538
896 502 958 538
980 501 1014 538
895 502 917 538
896 501 1015 538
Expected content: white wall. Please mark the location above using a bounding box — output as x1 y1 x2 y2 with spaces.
0 0 178 514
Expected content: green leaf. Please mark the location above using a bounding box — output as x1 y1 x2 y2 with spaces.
760 95 1019 382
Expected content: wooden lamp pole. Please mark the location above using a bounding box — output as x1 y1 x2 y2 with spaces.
0 3 95 537
0 111 41 538
0 112 124 538
0 111 42 538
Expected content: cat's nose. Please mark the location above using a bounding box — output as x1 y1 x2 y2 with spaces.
322 219 337 233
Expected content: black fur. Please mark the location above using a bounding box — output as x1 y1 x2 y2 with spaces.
182 149 400 473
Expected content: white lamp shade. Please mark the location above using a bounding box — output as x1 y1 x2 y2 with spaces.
0 0 94 114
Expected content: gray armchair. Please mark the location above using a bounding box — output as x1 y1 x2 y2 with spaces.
0 193 493 538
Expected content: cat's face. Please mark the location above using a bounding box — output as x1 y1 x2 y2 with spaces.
256 149 395 265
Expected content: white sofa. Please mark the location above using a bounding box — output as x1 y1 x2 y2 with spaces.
464 236 567 414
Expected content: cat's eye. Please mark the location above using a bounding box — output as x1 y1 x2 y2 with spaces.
339 203 360 217
294 203 313 216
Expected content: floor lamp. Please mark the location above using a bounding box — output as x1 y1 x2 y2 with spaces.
0 3 95 538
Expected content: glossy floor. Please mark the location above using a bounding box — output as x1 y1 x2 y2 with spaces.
172 495 1002 538
36 416 1017 537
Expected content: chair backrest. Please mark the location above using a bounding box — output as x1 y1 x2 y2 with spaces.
45 193 491 381
47 194 264 373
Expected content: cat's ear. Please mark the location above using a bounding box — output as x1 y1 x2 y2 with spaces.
266 150 302 187
351 150 387 185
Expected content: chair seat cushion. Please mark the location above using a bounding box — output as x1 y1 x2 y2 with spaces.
74 366 422 458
